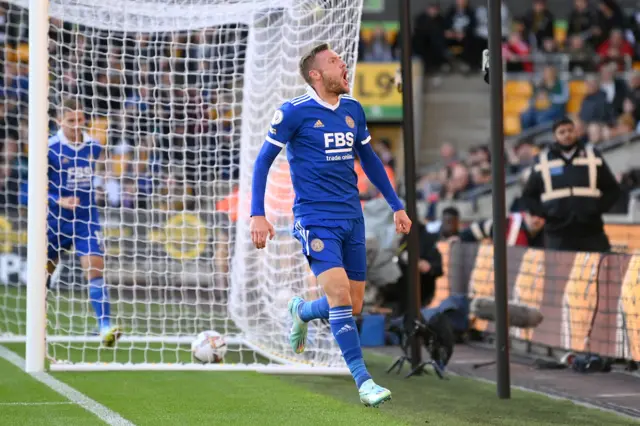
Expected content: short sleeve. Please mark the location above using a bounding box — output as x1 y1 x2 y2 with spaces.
265 103 297 148
356 103 371 146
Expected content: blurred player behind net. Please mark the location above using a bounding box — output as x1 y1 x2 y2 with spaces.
37 98 121 346
250 43 411 407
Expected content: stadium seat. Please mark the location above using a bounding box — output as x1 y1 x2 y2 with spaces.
89 116 109 145
385 29 398 46
504 97 530 115
634 62 640 71
568 80 587 114
569 80 587 96
567 98 583 114
5 43 29 63
554 26 567 47
504 81 532 133
505 81 533 98
111 151 131 177
359 28 373 43
17 44 29 63
504 114 521 136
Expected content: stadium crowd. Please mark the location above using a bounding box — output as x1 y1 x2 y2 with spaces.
1 2 639 307
354 0 640 313
0 2 248 213
358 0 640 218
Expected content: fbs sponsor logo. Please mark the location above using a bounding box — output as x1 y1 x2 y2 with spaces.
324 131 355 162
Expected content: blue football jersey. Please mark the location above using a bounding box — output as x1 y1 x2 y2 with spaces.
48 130 103 220
265 87 372 224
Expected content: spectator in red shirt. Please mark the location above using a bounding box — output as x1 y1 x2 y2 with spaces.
597 28 633 71
503 29 532 72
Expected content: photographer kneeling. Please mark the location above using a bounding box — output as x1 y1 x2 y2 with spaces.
379 222 443 315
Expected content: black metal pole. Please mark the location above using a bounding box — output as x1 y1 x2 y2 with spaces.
487 0 511 399
398 0 421 371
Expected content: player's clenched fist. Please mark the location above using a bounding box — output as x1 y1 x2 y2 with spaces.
394 210 412 234
250 216 275 249
58 196 81 210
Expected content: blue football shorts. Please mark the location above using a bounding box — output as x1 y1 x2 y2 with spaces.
47 210 104 261
292 217 366 281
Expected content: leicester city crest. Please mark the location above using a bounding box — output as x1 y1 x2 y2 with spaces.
345 115 355 128
311 239 324 252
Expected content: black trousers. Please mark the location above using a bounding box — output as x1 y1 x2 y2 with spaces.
383 268 436 317
545 231 611 253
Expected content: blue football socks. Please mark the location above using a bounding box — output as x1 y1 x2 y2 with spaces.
298 296 330 322
88 277 111 331
329 306 371 388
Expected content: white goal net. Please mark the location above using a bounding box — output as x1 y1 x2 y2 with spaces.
0 0 363 372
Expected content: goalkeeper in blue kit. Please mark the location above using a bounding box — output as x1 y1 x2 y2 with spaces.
26 98 121 346
250 44 411 407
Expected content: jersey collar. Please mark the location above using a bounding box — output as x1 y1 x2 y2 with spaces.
306 85 342 111
57 129 91 151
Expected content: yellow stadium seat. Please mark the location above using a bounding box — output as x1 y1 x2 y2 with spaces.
567 80 588 114
359 28 373 43
385 29 398 45
569 80 587 96
17 43 29 63
5 43 29 63
504 114 521 136
504 97 530 115
89 117 109 145
554 27 567 47
634 62 640 71
5 44 17 62
111 152 131 177
567 97 584 114
505 81 533 98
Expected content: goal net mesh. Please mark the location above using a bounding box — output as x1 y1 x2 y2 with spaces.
0 0 363 370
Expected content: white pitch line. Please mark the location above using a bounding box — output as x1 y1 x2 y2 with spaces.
449 359 495 365
0 345 135 426
597 393 640 398
0 402 74 406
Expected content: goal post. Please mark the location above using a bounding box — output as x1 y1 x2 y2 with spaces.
25 0 50 373
0 0 363 373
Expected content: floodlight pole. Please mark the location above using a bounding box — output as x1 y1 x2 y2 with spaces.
398 0 422 371
487 0 511 399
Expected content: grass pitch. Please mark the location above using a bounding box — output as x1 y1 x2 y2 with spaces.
0 286 637 425
0 342 637 426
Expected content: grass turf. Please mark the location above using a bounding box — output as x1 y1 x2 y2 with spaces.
0 343 637 426
0 355 98 426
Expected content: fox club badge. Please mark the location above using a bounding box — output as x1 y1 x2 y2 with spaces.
311 238 324 252
345 115 355 128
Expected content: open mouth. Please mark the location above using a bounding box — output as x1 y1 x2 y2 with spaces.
342 70 348 85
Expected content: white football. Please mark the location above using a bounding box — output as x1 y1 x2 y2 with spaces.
191 331 227 363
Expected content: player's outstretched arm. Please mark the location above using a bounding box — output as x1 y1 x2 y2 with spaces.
356 142 411 233
250 141 280 249
251 105 298 248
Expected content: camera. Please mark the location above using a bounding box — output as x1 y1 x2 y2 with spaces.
482 49 490 84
